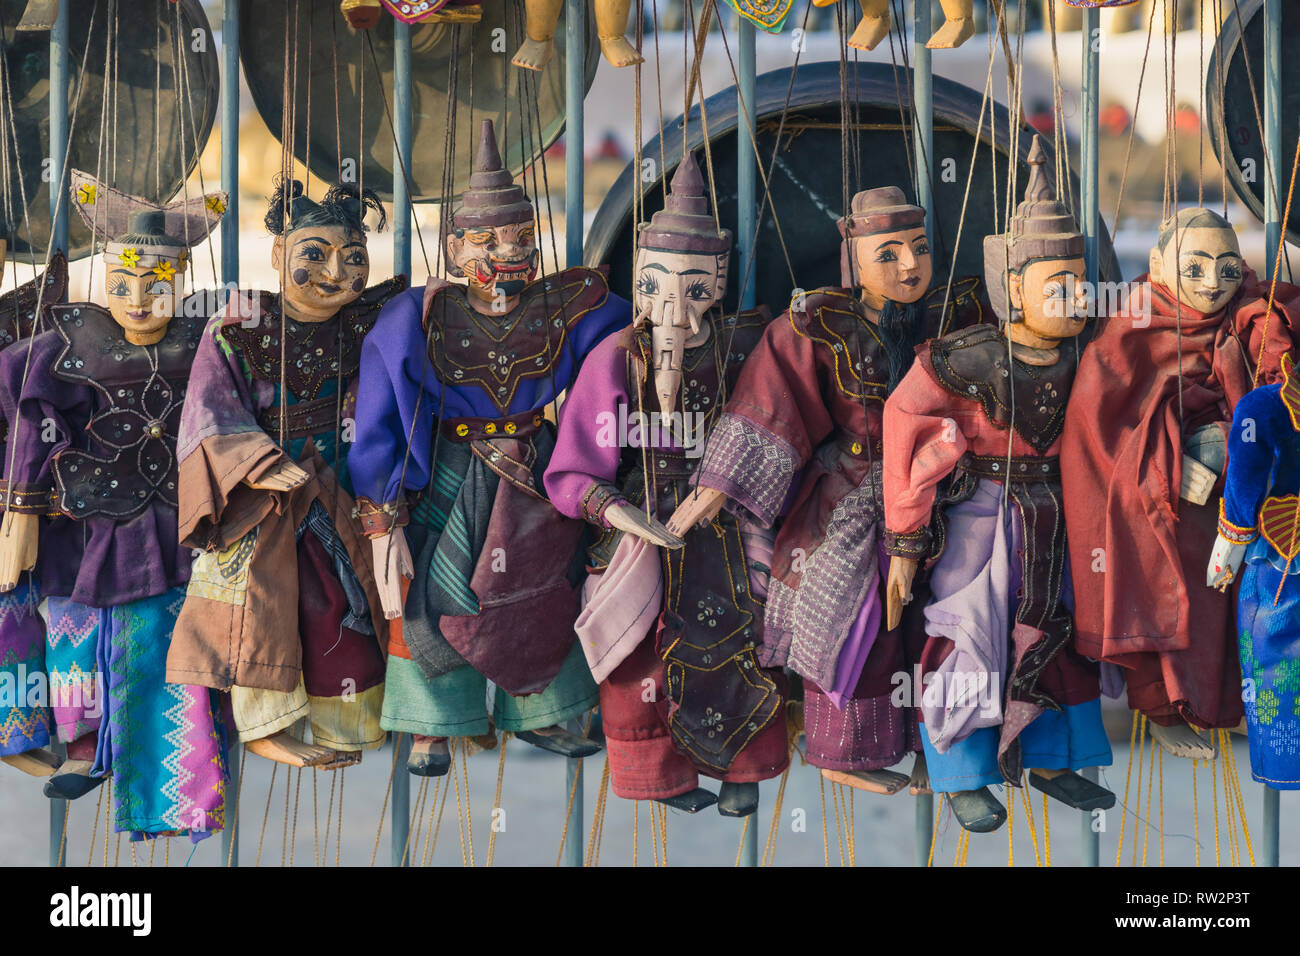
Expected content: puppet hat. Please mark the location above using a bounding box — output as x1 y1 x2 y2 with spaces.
838 185 925 240
453 119 533 229
73 169 225 253
639 152 730 254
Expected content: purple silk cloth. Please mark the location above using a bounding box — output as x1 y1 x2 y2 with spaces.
825 543 888 708
0 331 188 606
352 286 631 507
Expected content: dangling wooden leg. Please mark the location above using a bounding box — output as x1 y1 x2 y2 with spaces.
820 766 910 795
1149 720 1216 760
1 749 61 777
245 730 338 768
594 0 644 68
847 0 892 52
15 0 59 32
512 0 564 71
927 0 976 49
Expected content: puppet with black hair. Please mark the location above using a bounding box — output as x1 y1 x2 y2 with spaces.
666 181 984 796
882 136 1115 832
0 173 231 837
1063 203 1300 761
164 178 406 771
352 119 630 777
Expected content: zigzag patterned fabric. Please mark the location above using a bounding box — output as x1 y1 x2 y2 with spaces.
42 595 101 745
90 588 227 838
0 578 50 756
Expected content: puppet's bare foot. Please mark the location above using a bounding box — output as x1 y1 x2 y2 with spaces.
1 748 60 777
407 736 450 777
926 17 975 49
246 731 335 768
1028 768 1116 811
598 36 643 68
511 38 554 71
516 725 602 758
1150 721 1216 760
316 750 362 771
847 16 890 52
42 759 104 800
821 767 910 795
908 752 932 796
1231 717 1249 735
948 787 1007 832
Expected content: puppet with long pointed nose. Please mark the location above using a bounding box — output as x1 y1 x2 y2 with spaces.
634 153 730 420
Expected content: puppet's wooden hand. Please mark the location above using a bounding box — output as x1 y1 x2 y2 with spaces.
1179 454 1217 506
1206 533 1247 591
0 512 38 593
604 501 685 549
886 556 919 631
372 529 414 620
665 485 727 537
245 458 310 492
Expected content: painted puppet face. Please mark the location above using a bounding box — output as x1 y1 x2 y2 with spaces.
273 225 370 321
1009 256 1089 343
104 258 186 344
1149 225 1244 315
633 247 726 415
445 220 539 307
851 226 932 307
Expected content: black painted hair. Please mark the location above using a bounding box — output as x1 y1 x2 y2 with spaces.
264 176 387 237
1155 208 1233 255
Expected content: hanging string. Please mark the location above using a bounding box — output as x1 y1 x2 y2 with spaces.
369 733 402 866
486 733 510 867
1110 0 1159 234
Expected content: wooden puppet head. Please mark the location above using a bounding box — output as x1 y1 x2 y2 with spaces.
102 210 189 346
984 135 1088 346
633 152 731 416
444 119 539 316
1148 207 1244 317
267 180 383 324
839 186 931 310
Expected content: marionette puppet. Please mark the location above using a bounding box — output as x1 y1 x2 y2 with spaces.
1207 355 1300 789
512 0 642 70
883 137 1115 833
164 181 403 772
667 185 954 797
0 228 69 780
341 0 483 28
799 0 974 51
544 154 788 817
354 119 630 777
0 184 229 837
1062 207 1300 760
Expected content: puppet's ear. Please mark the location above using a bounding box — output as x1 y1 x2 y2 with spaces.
444 232 466 278
1148 246 1164 287
1007 271 1023 312
271 235 285 273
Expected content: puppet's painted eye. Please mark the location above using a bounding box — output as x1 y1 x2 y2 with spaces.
108 278 129 297
1180 261 1205 279
685 280 712 301
1220 262 1242 281
914 240 930 256
297 244 325 262
344 251 368 267
874 248 898 264
636 272 660 295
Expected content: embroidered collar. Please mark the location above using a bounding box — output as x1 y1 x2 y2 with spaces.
1281 352 1300 433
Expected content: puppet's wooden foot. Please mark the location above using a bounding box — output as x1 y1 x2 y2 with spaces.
408 736 451 777
340 0 382 29
1149 721 1216 760
948 786 1007 832
847 16 891 52
1231 717 1249 736
1 748 61 777
654 787 718 813
926 17 975 49
598 35 643 68
42 760 104 800
908 751 932 795
515 725 602 758
245 731 336 768
316 750 363 771
1028 768 1116 811
717 781 759 817
820 766 910 795
16 0 58 31
512 37 555 71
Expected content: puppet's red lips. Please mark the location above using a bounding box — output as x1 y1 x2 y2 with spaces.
900 276 921 287
491 259 532 274
316 282 342 294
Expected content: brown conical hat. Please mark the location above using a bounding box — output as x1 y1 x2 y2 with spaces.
453 120 534 229
838 185 925 239
639 152 730 254
983 134 1084 321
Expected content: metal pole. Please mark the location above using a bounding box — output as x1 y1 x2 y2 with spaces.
219 0 241 867
46 0 69 872
1079 3 1102 870
388 19 414 868
910 0 936 870
736 14 759 868
563 0 586 868
1263 0 1283 869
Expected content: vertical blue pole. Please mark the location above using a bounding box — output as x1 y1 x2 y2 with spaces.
1263 0 1282 869
563 0 585 868
911 0 934 869
737 14 758 868
1080 3 1101 870
390 19 414 868
220 0 241 867
46 0 69 872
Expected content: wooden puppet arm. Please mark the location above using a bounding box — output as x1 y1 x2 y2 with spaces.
0 511 38 593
